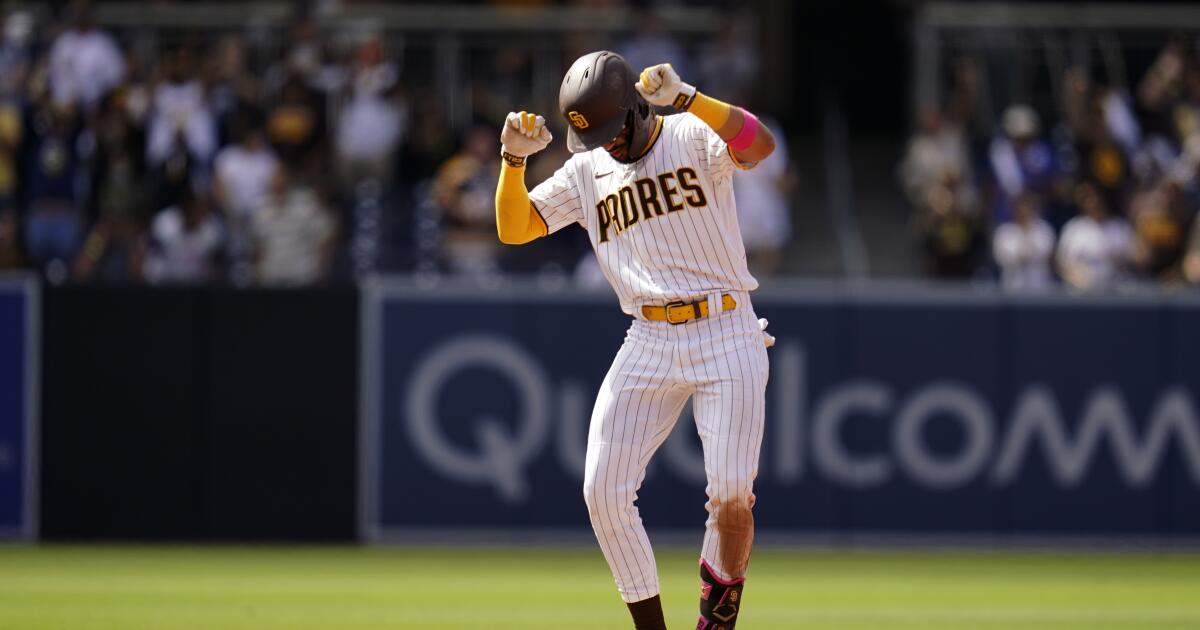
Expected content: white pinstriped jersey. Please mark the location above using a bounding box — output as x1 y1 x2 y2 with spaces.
530 113 758 315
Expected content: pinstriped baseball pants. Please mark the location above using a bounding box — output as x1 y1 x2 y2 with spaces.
582 294 769 603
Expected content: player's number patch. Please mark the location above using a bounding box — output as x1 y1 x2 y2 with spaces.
568 111 589 129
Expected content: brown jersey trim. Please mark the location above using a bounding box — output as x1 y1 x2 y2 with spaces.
528 201 550 237
727 145 757 171
631 116 665 162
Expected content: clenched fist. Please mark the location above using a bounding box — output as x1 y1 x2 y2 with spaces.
500 111 553 161
634 63 697 110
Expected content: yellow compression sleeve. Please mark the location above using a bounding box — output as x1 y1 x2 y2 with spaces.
687 92 733 132
495 162 548 244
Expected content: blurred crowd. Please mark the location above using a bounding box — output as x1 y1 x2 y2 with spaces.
1 4 337 286
0 1 792 287
901 37 1200 291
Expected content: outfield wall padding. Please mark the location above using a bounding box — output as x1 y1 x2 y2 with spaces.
40 287 358 541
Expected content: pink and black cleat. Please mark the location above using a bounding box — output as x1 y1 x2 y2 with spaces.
696 558 745 630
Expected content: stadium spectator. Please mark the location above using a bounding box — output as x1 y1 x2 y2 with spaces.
988 105 1059 224
1129 176 1190 283
143 186 224 285
993 193 1056 291
250 168 337 286
147 136 200 220
1179 62 1200 142
903 100 985 279
116 50 152 140
918 174 985 279
267 73 325 170
1136 38 1187 121
0 83 21 218
335 34 404 190
900 105 976 220
47 2 125 112
1184 211 1200 285
0 16 26 274
146 47 218 169
1063 69 1137 211
1139 37 1200 146
21 99 86 281
432 125 501 276
0 11 34 93
0 209 20 269
214 119 280 223
74 96 148 283
267 14 324 92
71 213 145 284
206 36 262 143
1134 38 1197 177
733 117 793 276
214 115 279 284
1057 182 1133 291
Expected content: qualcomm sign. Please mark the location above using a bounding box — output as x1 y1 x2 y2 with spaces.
401 335 1200 504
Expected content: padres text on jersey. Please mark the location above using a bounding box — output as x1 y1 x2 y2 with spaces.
594 166 708 243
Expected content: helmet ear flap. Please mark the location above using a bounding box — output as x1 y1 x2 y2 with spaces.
619 102 657 163
633 90 650 119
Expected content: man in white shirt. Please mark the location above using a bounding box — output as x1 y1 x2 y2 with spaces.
146 49 217 167
250 169 336 286
214 125 280 222
993 193 1056 290
143 189 224 285
1057 182 1132 291
335 35 404 187
48 5 125 111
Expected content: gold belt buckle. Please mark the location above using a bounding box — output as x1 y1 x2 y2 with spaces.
664 300 693 325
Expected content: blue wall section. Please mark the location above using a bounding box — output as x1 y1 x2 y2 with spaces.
363 287 1200 539
0 279 33 539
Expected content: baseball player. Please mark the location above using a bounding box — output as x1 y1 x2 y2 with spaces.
494 51 776 630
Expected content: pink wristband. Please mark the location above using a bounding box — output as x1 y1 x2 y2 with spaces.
727 110 759 152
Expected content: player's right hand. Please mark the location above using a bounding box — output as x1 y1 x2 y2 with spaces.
500 111 553 159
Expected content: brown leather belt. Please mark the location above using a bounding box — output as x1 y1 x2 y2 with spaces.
641 294 737 325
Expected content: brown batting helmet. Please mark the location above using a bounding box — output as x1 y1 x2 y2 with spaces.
559 51 653 156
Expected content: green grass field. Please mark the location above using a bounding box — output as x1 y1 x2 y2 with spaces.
0 545 1198 629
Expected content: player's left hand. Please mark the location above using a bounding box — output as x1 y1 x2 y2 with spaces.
634 63 696 109
758 318 775 349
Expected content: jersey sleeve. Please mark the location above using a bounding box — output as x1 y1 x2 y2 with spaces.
681 114 749 188
529 159 585 235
